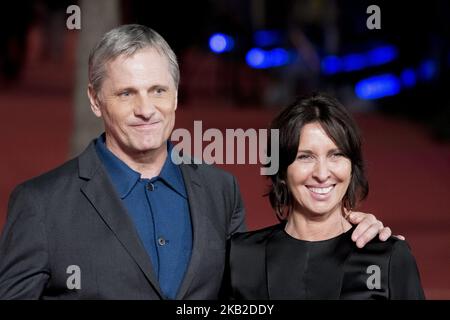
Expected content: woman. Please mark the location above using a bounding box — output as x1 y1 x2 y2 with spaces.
226 93 424 299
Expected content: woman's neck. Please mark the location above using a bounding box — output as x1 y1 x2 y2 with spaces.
285 207 352 241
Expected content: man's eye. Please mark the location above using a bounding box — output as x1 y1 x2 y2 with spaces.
155 88 166 94
119 91 131 97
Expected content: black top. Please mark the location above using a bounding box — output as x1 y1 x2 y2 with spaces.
226 224 425 300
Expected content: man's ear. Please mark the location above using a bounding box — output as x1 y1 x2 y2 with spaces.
87 85 102 118
174 90 178 111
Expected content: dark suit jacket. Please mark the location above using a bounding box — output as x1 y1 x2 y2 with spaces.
227 224 425 300
0 141 246 299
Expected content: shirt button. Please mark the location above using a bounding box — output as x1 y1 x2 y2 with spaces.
147 182 155 191
158 237 166 246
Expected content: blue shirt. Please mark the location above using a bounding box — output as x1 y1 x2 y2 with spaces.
95 135 192 299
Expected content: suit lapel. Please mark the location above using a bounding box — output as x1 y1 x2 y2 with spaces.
78 143 164 298
176 164 208 299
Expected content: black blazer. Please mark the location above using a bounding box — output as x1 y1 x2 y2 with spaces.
0 141 246 299
226 224 425 300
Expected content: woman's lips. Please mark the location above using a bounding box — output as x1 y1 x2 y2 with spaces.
306 185 335 200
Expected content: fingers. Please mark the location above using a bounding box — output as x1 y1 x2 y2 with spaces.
357 221 383 248
394 234 405 240
347 211 366 225
378 227 392 241
349 212 377 241
348 211 398 247
350 212 384 248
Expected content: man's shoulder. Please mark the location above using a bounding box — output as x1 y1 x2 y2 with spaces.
180 162 237 184
13 141 99 194
14 157 80 194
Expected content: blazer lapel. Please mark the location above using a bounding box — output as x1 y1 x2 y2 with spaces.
333 230 356 299
175 164 208 299
265 227 294 299
78 143 164 298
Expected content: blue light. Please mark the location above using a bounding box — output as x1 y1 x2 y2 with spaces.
418 59 437 81
322 55 342 75
209 33 234 53
246 48 267 68
355 74 401 100
246 48 291 69
342 54 367 72
254 30 282 47
269 48 289 67
321 44 398 75
367 45 398 66
400 68 416 88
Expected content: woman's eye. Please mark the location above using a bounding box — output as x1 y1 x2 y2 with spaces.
331 152 345 158
297 154 312 160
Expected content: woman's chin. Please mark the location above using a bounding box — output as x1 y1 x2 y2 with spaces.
302 202 341 217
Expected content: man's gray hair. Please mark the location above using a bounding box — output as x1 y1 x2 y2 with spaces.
88 24 180 93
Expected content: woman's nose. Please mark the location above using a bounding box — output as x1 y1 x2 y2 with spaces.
312 159 331 181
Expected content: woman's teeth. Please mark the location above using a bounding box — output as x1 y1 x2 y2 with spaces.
308 186 334 194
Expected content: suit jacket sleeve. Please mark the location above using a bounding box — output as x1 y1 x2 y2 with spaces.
0 183 50 299
227 175 247 238
389 240 425 299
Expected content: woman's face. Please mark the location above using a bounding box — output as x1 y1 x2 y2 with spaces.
286 122 352 217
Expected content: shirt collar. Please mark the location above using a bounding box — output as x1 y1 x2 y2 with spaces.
157 143 188 199
95 134 187 199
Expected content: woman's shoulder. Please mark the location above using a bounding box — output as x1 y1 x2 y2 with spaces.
229 224 284 267
231 223 284 245
357 236 412 255
355 236 424 299
350 236 420 274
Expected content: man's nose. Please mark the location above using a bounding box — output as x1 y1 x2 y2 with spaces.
134 94 156 119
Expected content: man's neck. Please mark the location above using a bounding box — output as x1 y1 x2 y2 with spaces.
105 140 168 179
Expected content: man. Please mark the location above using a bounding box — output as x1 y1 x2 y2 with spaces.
0 24 393 299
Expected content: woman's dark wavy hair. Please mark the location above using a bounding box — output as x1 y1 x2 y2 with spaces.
266 93 369 221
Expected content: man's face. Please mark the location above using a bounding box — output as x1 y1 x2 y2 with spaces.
89 48 177 158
